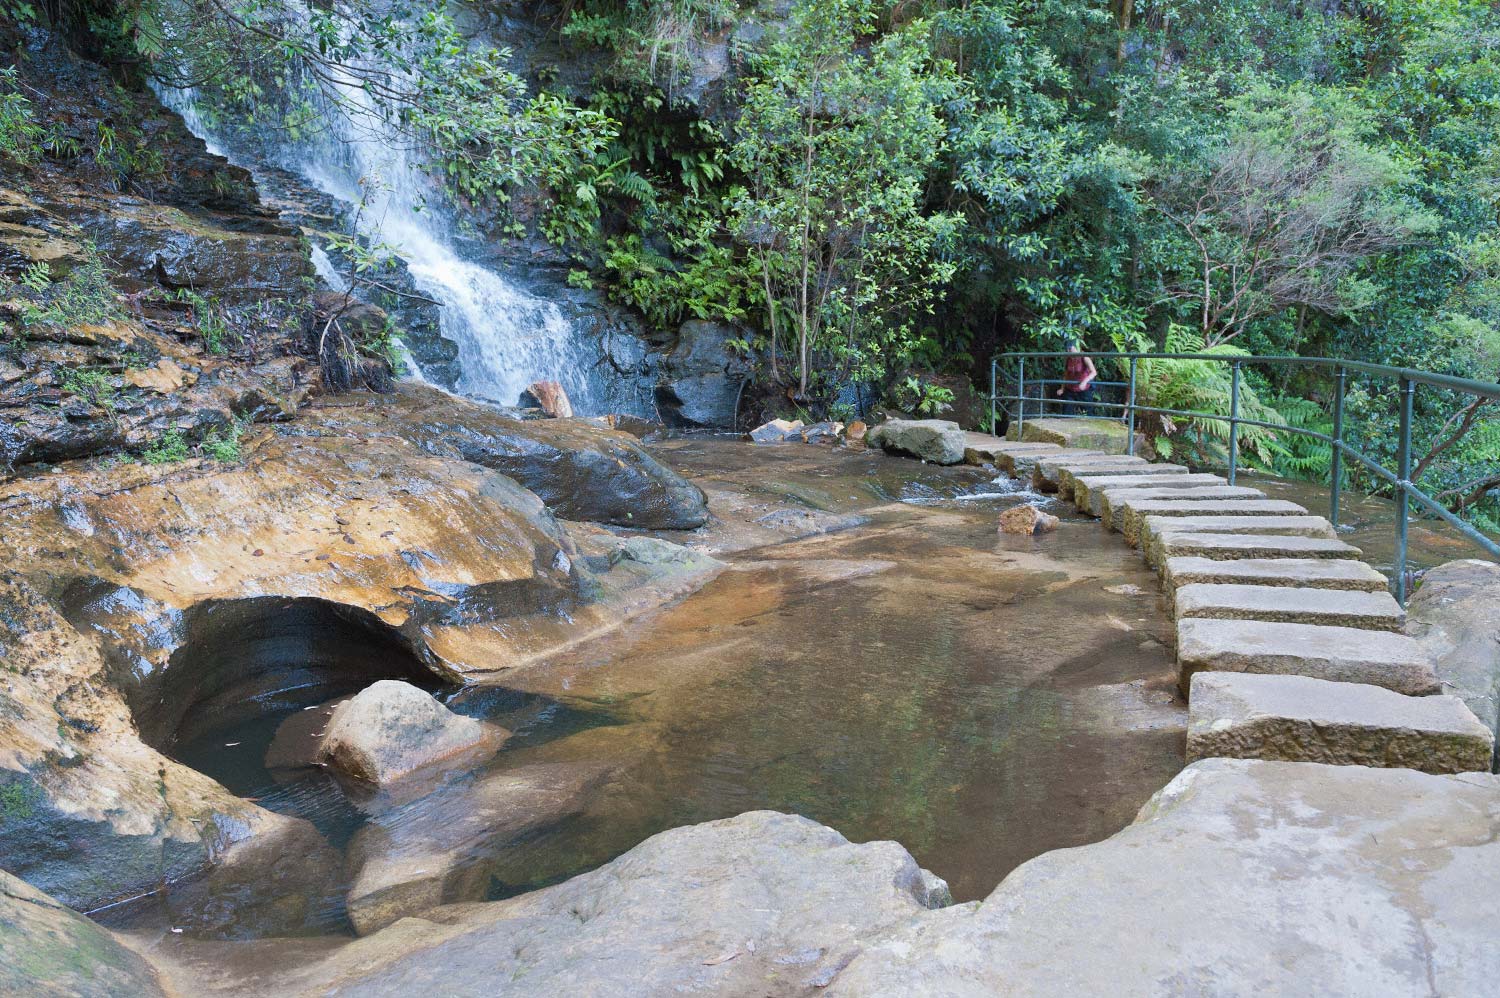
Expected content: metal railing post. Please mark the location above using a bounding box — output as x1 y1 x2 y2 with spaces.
1227 360 1242 486
1330 365 1347 528
1126 357 1138 456
990 356 997 436
1395 376 1415 604
1017 357 1027 435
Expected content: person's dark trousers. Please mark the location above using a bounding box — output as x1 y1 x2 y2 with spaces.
1060 387 1096 416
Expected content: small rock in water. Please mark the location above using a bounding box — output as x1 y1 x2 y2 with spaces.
846 420 868 444
318 680 509 785
748 419 804 444
998 504 1059 536
520 381 574 418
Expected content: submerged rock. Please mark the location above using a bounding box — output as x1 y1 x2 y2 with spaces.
318 681 507 785
288 811 951 994
0 868 168 998
866 419 966 465
827 759 1500 996
343 759 615 935
998 503 1059 535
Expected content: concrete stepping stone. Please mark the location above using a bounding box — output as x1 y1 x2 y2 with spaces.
1075 474 1232 515
1153 532 1363 566
1161 556 1392 600
1174 583 1405 632
1141 516 1339 565
1118 499 1307 546
1098 485 1267 530
1176 618 1442 696
1007 416 1129 452
1187 672 1493 774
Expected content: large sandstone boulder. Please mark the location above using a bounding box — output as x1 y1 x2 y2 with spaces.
866 419 966 465
0 868 168 998
828 759 1500 996
318 681 507 785
1408 559 1500 731
305 385 709 529
278 811 952 995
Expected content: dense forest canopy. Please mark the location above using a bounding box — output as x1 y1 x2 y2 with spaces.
2 0 1497 527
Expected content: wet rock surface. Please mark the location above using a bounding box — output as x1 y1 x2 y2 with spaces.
827 759 1500 997
998 503 1058 535
306 385 709 529
0 868 168 998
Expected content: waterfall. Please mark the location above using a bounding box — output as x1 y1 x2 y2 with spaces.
159 77 636 415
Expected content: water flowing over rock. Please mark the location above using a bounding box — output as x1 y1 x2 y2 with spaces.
827 758 1500 996
318 681 507 785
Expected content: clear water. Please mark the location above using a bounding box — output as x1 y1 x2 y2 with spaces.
102 442 1188 942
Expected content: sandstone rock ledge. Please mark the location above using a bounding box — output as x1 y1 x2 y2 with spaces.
827 758 1500 996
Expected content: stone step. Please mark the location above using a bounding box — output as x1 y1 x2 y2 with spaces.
1174 583 1406 632
1161 557 1393 600
1186 672 1493 775
1009 449 1108 475
1118 500 1308 546
961 435 1063 469
1053 462 1187 497
1153 532 1364 566
1033 454 1153 491
1141 516 1339 566
1176 618 1441 697
1098 485 1268 530
1075 474 1232 515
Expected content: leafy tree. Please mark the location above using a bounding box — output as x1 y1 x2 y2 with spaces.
1152 84 1437 347
729 0 961 396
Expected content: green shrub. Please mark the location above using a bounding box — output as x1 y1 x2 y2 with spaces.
142 427 190 465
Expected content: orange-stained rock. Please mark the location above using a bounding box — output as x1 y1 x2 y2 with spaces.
524 380 574 418
999 504 1060 535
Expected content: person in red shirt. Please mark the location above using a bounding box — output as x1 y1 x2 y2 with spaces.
1054 341 1098 415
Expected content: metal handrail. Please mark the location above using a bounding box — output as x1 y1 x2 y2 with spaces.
989 351 1500 603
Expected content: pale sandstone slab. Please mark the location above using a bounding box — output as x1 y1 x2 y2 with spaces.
1176 618 1440 696
1187 672 1493 774
1142 515 1338 565
961 434 1061 469
1098 485 1267 529
1153 532 1363 566
827 759 1500 997
1174 583 1405 632
1407 559 1500 731
1077 474 1232 514
1118 499 1307 546
1055 462 1188 498
1162 556 1392 600
1008 448 1106 475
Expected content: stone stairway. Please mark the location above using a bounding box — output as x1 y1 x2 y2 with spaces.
963 431 1495 775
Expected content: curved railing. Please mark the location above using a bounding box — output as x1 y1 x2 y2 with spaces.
990 351 1500 603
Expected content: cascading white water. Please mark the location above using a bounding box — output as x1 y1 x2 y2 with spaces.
160 65 632 413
